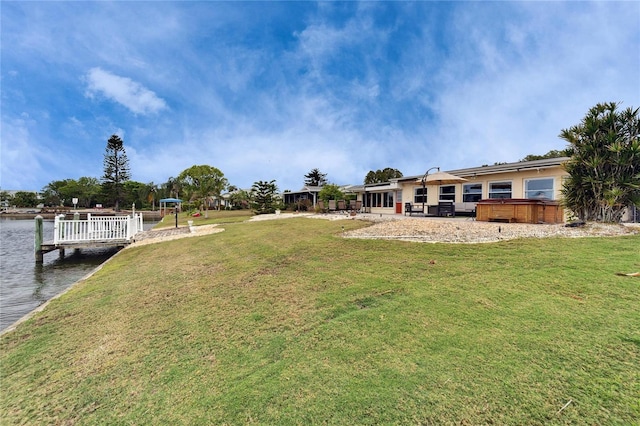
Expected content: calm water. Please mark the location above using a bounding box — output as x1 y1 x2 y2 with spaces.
0 217 152 332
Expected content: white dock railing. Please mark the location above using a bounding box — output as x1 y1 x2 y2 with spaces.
53 213 144 245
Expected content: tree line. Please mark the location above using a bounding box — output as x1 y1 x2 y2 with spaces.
2 102 637 221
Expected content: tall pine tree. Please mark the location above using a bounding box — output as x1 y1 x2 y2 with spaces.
251 180 280 214
102 134 131 211
304 168 328 187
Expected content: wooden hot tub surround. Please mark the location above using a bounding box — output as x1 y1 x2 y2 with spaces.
476 198 564 224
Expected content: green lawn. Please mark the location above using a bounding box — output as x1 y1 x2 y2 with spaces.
154 210 254 228
1 218 638 425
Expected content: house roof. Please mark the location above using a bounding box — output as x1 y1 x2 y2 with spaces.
281 184 359 196
396 157 570 183
283 186 323 195
348 181 401 193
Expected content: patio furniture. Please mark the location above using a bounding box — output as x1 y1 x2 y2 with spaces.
328 200 336 212
437 202 455 217
405 203 424 216
349 200 362 212
337 200 347 211
454 202 477 215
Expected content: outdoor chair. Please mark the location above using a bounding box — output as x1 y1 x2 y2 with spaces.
437 202 455 217
469 207 477 221
355 200 362 212
405 202 423 216
328 200 336 212
349 199 358 211
337 200 347 211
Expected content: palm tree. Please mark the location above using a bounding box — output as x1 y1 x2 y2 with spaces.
141 182 157 210
167 177 183 199
560 102 640 222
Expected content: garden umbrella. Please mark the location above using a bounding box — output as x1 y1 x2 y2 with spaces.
416 171 468 212
419 171 468 186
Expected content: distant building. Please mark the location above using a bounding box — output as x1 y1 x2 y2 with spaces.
282 186 323 207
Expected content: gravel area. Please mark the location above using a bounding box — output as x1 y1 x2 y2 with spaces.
339 215 638 243
252 212 639 243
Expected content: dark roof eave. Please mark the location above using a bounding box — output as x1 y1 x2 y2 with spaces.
397 157 570 182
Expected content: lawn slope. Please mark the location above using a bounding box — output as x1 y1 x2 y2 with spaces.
1 218 638 425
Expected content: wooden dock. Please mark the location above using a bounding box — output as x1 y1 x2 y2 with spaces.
35 213 144 262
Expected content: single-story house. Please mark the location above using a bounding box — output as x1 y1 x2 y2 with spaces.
351 157 571 219
282 185 358 209
349 157 640 223
282 186 323 207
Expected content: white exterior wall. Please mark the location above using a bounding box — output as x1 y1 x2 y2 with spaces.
398 166 568 211
357 183 401 214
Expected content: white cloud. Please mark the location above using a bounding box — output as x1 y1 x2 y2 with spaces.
0 117 50 190
67 3 640 192
424 2 640 170
2 2 638 192
84 67 167 115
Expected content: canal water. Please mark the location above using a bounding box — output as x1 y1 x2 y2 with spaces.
0 217 152 332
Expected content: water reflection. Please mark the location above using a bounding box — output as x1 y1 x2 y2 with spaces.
30 248 119 301
0 217 124 331
33 263 45 299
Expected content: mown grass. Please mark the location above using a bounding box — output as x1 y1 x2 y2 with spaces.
154 210 254 228
1 218 639 425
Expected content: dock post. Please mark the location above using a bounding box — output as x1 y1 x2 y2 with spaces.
73 211 80 238
35 215 44 263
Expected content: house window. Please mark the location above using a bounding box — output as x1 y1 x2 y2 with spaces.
525 178 554 199
384 192 394 208
489 182 512 199
463 183 482 202
372 193 382 207
439 185 455 202
414 187 427 204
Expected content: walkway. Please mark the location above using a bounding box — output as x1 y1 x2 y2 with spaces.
130 224 224 247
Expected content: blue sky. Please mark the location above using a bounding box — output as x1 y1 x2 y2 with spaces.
2 1 639 192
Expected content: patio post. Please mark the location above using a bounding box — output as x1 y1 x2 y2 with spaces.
421 167 440 214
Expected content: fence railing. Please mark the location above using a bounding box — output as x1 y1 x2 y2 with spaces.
53 213 144 245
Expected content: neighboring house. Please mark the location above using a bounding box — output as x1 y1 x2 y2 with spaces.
282 185 363 209
282 186 323 207
352 157 572 218
0 189 41 210
213 193 240 210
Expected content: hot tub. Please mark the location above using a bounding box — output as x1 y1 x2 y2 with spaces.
476 199 563 224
